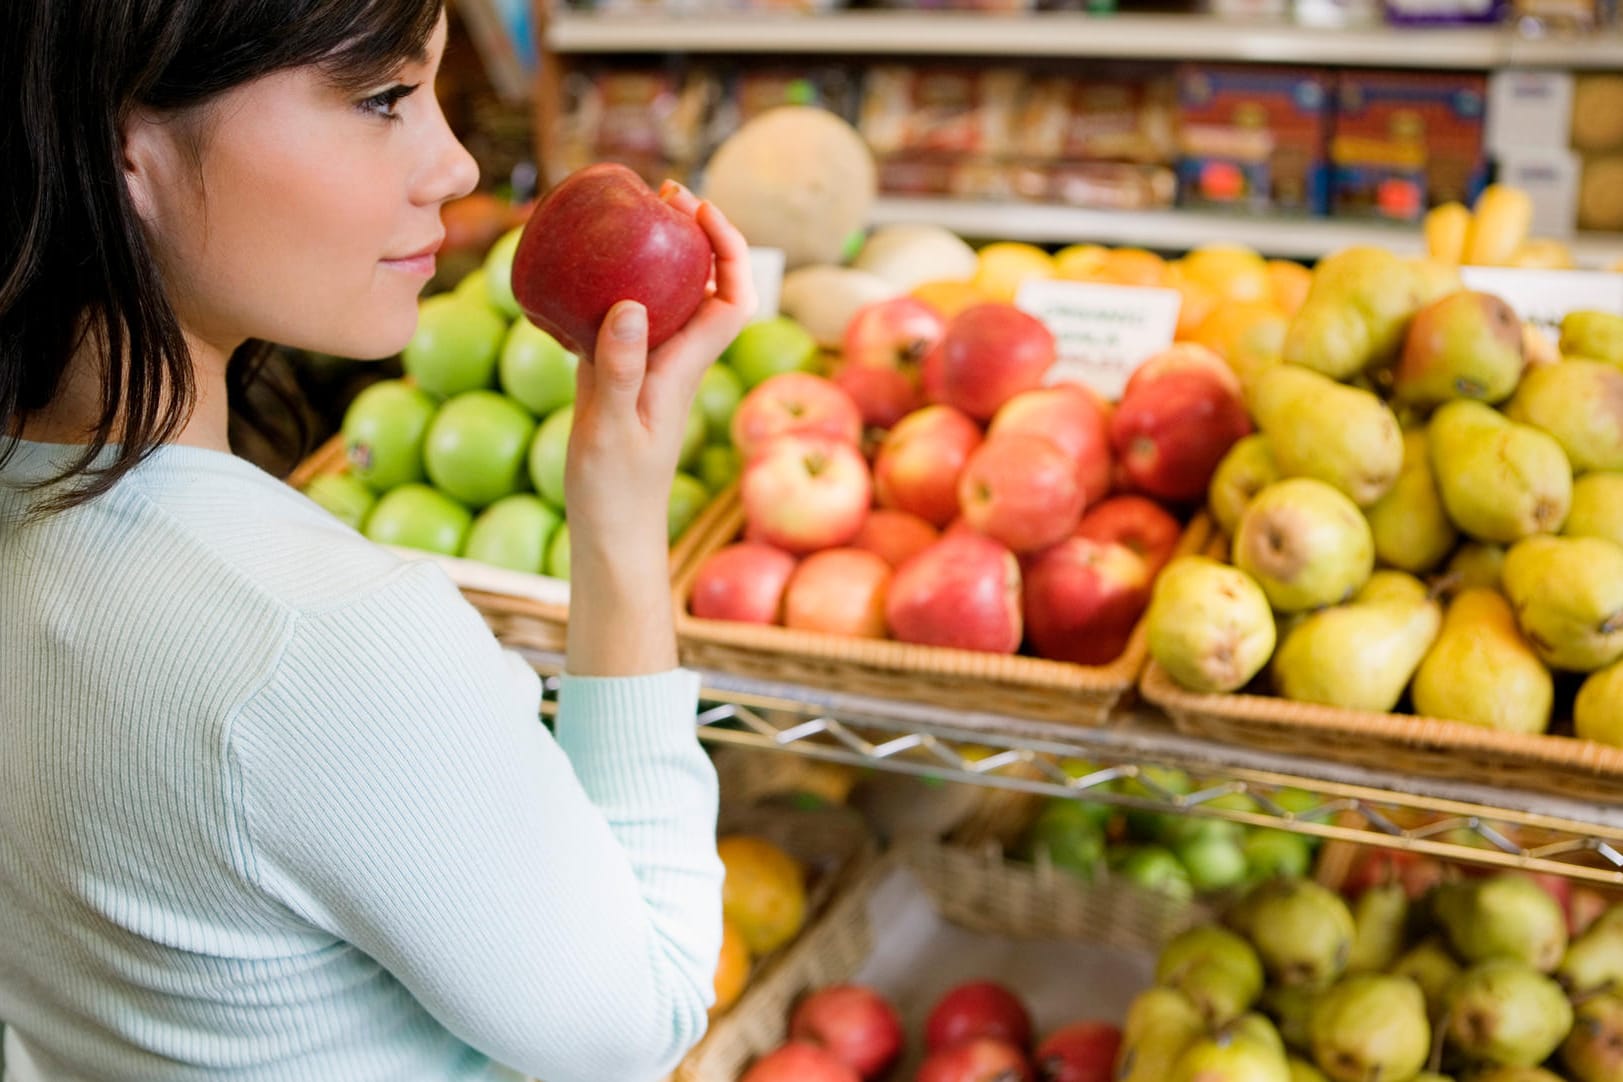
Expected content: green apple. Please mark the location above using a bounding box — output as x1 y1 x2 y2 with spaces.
668 471 710 544
403 293 507 398
679 401 707 471
364 483 471 556
1114 845 1194 902
1174 833 1248 893
341 378 437 492
484 226 524 319
545 522 571 579
697 444 742 493
1022 800 1106 880
499 321 578 417
464 493 562 574
303 473 377 531
453 267 492 305
695 363 744 442
527 405 573 509
423 391 537 509
720 315 819 389
1241 830 1313 881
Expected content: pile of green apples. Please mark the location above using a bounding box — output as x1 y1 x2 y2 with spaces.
303 226 824 578
1120 866 1623 1082
1144 242 1623 743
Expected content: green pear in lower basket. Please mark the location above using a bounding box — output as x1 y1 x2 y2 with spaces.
1210 434 1281 538
1263 985 1321 1055
1170 1030 1291 1082
1233 479 1375 613
1429 399 1573 544
1241 879 1357 990
1577 658 1623 747
1156 925 1267 1027
1390 938 1463 1021
1445 960 1573 1068
1435 875 1569 972
1562 309 1623 368
1505 358 1623 473
1346 881 1407 973
1411 587 1553 734
1146 556 1277 694
1366 429 1458 575
1446 542 1506 591
1569 473 1623 548
1116 987 1207 1082
1251 364 1404 507
1270 571 1440 713
1503 535 1623 673
1558 903 1623 995
1309 974 1431 1082
1563 993 1623 1082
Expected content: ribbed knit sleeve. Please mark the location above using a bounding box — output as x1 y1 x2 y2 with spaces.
227 561 721 1082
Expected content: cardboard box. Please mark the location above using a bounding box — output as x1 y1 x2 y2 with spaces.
1487 69 1576 153
1496 147 1582 236
1176 65 1335 215
1331 70 1489 221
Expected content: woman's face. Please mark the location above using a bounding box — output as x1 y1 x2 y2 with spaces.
129 13 479 362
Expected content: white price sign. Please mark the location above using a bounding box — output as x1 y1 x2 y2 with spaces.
1015 279 1182 400
1459 266 1623 337
746 247 786 323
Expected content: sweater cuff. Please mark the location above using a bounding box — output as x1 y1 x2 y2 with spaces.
553 669 706 798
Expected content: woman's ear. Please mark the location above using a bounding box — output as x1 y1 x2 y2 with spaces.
120 107 170 225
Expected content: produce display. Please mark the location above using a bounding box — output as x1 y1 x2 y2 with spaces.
713 834 811 1016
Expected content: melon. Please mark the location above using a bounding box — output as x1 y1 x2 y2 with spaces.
853 224 978 292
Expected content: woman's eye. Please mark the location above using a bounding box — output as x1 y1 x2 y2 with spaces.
358 83 419 121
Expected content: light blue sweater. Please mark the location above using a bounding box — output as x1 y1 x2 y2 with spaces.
0 439 723 1082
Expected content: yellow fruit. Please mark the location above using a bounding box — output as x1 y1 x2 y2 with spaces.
1192 301 1288 389
1424 202 1472 265
1267 260 1313 318
1094 247 1168 287
972 242 1054 302
1054 243 1109 280
1179 243 1271 304
1465 185 1533 266
711 918 751 1016
910 278 987 318
1513 238 1577 270
717 835 807 956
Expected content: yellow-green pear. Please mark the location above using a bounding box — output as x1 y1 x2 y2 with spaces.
1347 881 1409 973
1147 556 1277 693
1287 1057 1330 1082
1252 365 1404 507
1234 479 1375 613
1429 400 1573 544
1412 588 1553 734
1568 472 1623 547
1367 430 1458 574
1282 247 1427 380
1211 435 1281 538
1408 256 1465 306
1446 542 1506 591
1310 974 1431 1082
1562 992 1623 1082
1394 290 1527 408
1117 987 1207 1082
1170 1032 1290 1082
1271 572 1440 712
1391 938 1463 1020
1504 359 1623 473
1562 309 1623 368
1576 658 1623 747
1503 535 1623 672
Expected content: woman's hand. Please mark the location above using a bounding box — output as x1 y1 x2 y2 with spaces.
562 185 757 676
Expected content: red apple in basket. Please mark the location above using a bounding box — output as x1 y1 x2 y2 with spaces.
1109 372 1251 503
511 163 712 356
1023 537 1151 666
789 984 906 1079
1122 342 1241 400
741 1042 861 1082
1034 1021 1121 1082
783 549 892 638
886 534 1022 654
925 980 1034 1053
1075 496 1182 575
688 542 797 625
833 360 923 430
988 385 1112 508
930 304 1057 421
742 434 871 555
873 405 983 528
843 296 947 370
852 508 939 570
731 372 864 462
958 433 1087 555
917 1038 1035 1082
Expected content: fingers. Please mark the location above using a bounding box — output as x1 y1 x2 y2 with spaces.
697 201 757 316
660 179 703 218
588 301 650 414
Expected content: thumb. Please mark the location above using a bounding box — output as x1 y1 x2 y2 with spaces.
590 301 649 410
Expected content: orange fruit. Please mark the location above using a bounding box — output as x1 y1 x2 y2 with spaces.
1267 259 1313 317
911 279 989 319
1179 244 1271 305
1054 244 1109 281
717 835 807 955
1093 247 1168 287
1191 301 1288 390
711 918 751 1016
972 242 1055 302
1166 265 1220 341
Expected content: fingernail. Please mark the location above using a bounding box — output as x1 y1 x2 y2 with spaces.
702 199 727 224
610 302 646 342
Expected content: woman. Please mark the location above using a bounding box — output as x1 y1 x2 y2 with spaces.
0 2 755 1080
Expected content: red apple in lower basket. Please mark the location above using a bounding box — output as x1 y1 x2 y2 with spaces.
916 1038 1035 1082
731 372 864 462
930 304 1058 421
843 296 948 370
512 162 712 357
886 534 1022 654
740 1042 861 1082
852 508 939 570
1109 372 1251 503
742 434 872 555
958 433 1086 555
1023 537 1151 666
688 542 797 625
873 405 984 528
1033 1022 1121 1082
833 360 924 430
788 984 906 1080
926 980 1034 1053
988 385 1112 507
1075 496 1182 575
783 549 892 638
1121 342 1241 401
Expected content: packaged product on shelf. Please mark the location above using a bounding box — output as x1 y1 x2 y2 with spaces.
1579 154 1623 232
1014 69 1180 166
1496 147 1582 236
858 65 1027 160
1175 64 1335 215
1045 160 1179 210
555 65 718 184
1571 74 1623 156
1330 71 1489 222
1382 0 1505 23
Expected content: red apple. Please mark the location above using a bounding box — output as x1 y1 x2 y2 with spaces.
922 340 947 403
926 980 1033 1053
887 534 1022 654
833 361 924 430
958 433 1086 555
1022 538 1151 665
851 509 939 570
741 1043 861 1082
1075 496 1182 575
732 372 864 462
917 1039 1034 1082
512 163 712 356
742 434 871 555
1034 1022 1121 1082
689 542 797 625
873 405 984 528
784 549 892 638
789 984 906 1080
843 296 948 370
988 385 1112 507
1122 342 1241 400
1108 372 1251 503
930 304 1058 421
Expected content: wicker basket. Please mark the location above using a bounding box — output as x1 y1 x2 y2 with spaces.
677 841 1206 1082
673 495 1214 726
287 434 732 652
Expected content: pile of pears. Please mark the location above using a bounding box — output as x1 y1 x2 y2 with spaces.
1145 244 1623 744
1120 868 1623 1082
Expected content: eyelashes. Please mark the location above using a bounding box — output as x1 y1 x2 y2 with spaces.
357 83 420 122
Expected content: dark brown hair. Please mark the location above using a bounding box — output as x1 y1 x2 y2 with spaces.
1 0 443 511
